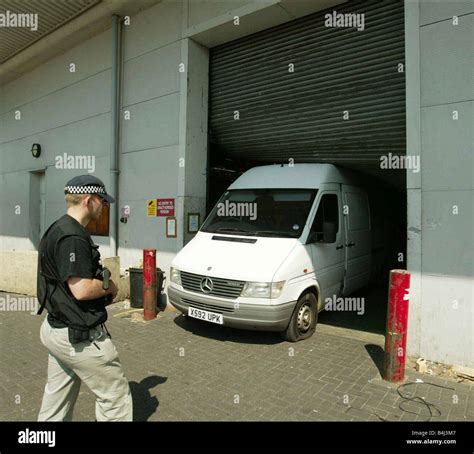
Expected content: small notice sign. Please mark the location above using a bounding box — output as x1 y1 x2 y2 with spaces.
147 199 156 217
166 217 177 238
157 198 175 217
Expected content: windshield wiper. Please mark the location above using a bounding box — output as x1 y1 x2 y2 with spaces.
253 230 295 238
213 227 254 235
208 228 295 238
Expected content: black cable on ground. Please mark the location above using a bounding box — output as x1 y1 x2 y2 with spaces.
396 381 455 422
342 381 456 422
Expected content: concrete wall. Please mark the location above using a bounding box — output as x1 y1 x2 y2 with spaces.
118 0 185 274
0 28 113 253
0 0 337 279
406 0 473 368
0 1 194 281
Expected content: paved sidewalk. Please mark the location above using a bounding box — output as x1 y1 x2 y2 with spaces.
0 292 472 421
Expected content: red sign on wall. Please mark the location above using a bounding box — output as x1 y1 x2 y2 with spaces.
156 198 175 217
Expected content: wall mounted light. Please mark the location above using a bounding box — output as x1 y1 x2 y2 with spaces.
31 143 41 158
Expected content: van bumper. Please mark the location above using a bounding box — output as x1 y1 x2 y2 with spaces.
167 286 295 332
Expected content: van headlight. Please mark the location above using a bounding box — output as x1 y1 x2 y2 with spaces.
170 267 181 286
241 281 285 298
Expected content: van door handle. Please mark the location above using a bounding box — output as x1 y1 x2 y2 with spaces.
336 244 344 250
346 241 355 247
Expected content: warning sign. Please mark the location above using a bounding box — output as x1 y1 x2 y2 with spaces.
147 199 156 217
157 198 175 217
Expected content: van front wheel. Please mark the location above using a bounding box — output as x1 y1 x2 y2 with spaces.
281 292 318 342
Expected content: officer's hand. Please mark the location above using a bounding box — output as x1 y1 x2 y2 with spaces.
108 279 119 301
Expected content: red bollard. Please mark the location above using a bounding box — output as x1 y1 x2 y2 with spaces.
143 249 157 321
383 269 411 382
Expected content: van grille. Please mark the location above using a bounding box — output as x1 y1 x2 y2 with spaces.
182 298 234 313
180 271 244 299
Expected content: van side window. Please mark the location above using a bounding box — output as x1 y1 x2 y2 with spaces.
311 194 339 242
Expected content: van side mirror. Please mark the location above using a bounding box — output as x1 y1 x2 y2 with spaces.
322 221 337 243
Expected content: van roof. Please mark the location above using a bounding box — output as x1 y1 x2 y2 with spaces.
228 163 360 189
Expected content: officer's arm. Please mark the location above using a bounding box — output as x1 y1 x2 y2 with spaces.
67 276 117 301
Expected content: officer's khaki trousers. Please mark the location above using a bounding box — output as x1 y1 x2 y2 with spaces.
38 318 133 421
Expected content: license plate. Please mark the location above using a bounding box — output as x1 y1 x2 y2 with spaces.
188 307 223 325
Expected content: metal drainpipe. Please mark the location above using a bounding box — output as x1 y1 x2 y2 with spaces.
110 14 122 256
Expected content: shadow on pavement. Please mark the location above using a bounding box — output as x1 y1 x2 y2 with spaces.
173 313 282 345
130 375 167 421
365 344 385 378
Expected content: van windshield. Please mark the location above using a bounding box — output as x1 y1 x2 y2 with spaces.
201 189 318 238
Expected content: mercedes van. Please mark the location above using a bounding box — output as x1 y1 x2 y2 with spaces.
168 164 373 341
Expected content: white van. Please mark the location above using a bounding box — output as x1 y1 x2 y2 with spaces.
168 163 372 341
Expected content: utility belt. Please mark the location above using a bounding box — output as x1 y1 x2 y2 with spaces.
68 323 112 348
47 317 111 347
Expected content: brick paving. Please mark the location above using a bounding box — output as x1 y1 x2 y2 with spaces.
0 292 472 422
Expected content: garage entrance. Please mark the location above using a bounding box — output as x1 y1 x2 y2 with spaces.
207 0 406 337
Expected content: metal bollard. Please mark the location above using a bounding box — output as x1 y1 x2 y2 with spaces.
143 249 157 321
383 269 411 382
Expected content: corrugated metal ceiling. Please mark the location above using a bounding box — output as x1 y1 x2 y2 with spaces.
0 0 100 63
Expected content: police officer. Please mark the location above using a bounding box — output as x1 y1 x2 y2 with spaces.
36 175 133 421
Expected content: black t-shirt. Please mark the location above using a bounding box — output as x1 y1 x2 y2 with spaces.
56 236 96 282
38 214 107 329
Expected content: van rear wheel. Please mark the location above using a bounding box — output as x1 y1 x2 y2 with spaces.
280 291 318 342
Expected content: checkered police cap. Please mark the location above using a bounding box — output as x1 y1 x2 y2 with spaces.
64 175 115 203
64 185 106 195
